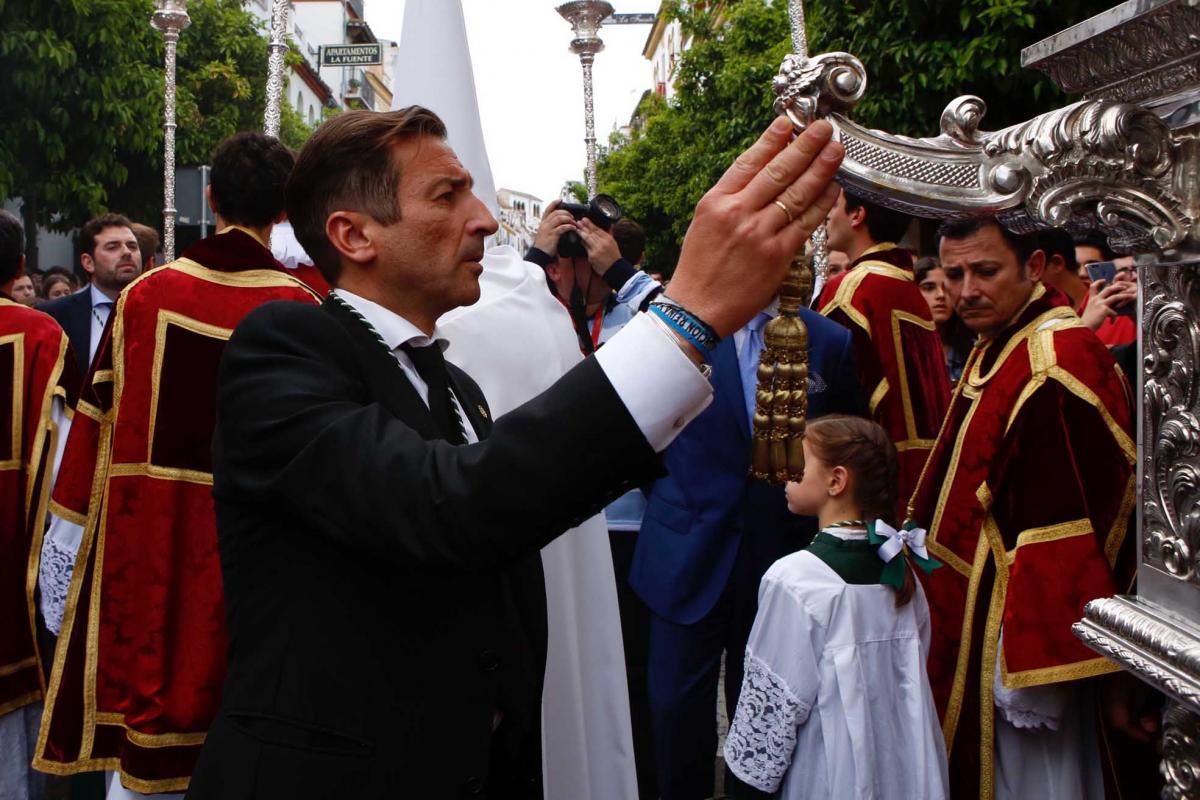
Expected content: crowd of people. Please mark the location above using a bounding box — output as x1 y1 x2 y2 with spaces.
0 105 1156 800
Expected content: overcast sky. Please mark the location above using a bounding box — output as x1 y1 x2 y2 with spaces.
366 0 658 205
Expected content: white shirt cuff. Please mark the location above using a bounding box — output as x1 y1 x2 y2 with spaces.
594 312 712 452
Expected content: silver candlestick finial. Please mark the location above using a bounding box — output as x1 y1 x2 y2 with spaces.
556 1 614 197
151 0 191 262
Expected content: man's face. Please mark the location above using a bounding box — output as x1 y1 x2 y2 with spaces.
10 275 35 305
824 191 853 253
825 249 850 278
939 224 1043 338
370 137 497 316
547 254 607 307
82 226 141 293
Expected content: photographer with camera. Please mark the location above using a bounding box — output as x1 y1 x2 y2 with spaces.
526 197 662 356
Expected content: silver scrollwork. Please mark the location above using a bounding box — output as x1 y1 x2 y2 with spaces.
151 0 191 263
263 0 289 138
1143 260 1200 584
1163 703 1200 800
773 49 1194 254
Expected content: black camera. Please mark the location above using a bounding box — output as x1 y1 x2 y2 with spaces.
556 194 623 258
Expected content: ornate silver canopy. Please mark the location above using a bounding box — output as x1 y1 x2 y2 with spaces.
771 0 1200 257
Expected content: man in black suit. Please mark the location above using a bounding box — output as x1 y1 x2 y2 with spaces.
40 213 141 378
186 108 845 799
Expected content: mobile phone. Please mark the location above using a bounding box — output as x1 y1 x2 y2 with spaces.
1086 260 1117 285
1087 260 1137 317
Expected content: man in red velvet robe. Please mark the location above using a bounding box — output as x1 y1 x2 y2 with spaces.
817 189 951 514
34 133 320 796
910 218 1140 800
0 209 77 800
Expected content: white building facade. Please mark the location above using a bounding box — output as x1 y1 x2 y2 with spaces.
495 188 543 255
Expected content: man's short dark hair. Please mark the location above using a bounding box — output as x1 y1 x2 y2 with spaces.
612 219 645 266
77 212 135 260
130 223 160 266
1072 231 1116 261
287 107 449 284
210 132 295 230
0 209 25 285
1037 228 1077 271
842 189 911 245
937 217 1038 266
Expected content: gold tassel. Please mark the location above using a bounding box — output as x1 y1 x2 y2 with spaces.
751 253 812 484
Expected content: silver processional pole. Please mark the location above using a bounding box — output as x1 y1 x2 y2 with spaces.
785 0 828 285
556 1 613 197
151 0 191 263
263 0 289 138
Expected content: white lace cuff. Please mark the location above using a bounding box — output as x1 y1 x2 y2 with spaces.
39 535 78 636
993 632 1068 730
724 652 808 793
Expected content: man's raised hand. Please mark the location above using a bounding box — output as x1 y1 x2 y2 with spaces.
532 199 577 256
665 118 844 338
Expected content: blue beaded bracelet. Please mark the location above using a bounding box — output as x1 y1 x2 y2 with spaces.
648 301 721 353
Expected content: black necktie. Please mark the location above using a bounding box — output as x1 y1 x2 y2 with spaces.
401 342 467 445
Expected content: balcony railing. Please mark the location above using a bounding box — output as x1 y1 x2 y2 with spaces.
344 68 376 110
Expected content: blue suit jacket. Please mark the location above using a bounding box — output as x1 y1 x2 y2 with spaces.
40 289 92 380
631 308 863 624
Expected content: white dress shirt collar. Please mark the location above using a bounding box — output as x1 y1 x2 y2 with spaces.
89 283 113 309
331 288 449 353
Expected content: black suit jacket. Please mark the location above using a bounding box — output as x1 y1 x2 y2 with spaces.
186 298 661 800
40 289 93 379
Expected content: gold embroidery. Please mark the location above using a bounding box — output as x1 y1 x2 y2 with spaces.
1048 367 1137 465
172 259 319 297
108 462 214 486
869 378 889 415
942 535 991 751
1006 519 1094 563
1107 475 1136 568
0 333 24 470
0 656 38 678
0 690 41 718
145 311 232 468
48 500 87 527
895 438 937 453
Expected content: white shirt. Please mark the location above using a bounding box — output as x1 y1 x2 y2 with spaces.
88 284 114 364
334 288 481 444
725 548 949 800
338 285 712 454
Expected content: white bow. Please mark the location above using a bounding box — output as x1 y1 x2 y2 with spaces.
875 520 930 563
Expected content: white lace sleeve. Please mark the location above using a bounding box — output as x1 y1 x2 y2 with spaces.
39 515 85 636
725 653 810 792
993 630 1069 730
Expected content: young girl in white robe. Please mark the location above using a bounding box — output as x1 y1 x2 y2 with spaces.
724 415 949 800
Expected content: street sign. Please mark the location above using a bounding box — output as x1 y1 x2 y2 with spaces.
604 12 656 25
320 43 383 66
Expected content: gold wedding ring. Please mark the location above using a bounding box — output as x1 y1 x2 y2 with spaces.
773 199 794 225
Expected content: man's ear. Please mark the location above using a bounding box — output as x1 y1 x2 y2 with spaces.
325 211 376 268
1026 248 1047 282
205 185 219 217
80 252 96 276
848 204 867 230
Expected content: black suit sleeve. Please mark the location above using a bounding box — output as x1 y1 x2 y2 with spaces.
213 302 662 572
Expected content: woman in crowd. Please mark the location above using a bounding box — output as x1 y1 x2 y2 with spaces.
38 272 73 304
915 256 973 383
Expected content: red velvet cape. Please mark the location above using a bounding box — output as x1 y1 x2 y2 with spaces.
817 243 952 515
0 298 76 716
907 284 1137 799
35 229 320 793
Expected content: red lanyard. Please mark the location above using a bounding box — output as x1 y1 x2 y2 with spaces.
590 307 605 349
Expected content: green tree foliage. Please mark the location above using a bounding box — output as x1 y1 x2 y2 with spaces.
0 0 162 241
597 0 1115 274
0 0 316 252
